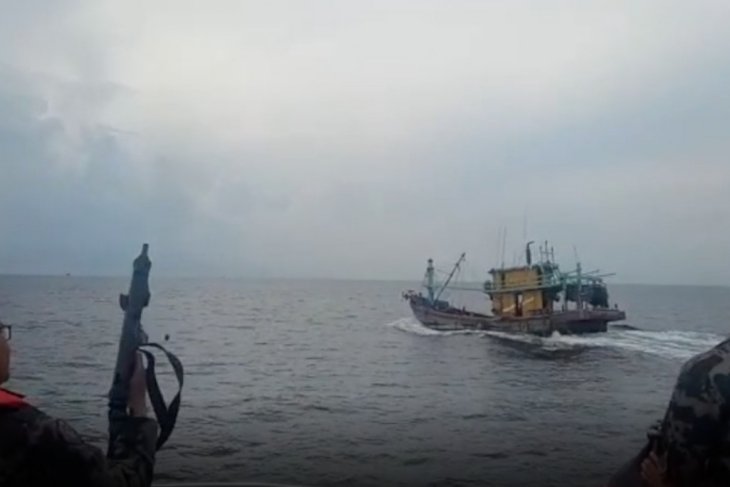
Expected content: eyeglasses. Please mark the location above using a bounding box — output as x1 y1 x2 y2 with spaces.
0 324 11 341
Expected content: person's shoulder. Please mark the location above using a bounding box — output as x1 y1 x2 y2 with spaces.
676 337 730 398
0 403 89 451
0 404 107 486
0 403 49 439
680 338 730 373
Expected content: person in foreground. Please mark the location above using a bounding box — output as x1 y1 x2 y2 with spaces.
610 336 730 487
0 320 159 486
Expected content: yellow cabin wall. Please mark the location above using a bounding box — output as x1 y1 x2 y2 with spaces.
523 290 543 314
502 268 539 288
494 294 513 315
490 267 545 316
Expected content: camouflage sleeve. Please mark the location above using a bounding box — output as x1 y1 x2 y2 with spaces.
658 350 730 486
4 410 158 487
101 417 159 487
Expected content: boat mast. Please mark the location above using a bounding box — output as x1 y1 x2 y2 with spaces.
435 253 466 302
573 245 582 312
425 258 436 304
501 229 507 269
576 261 583 312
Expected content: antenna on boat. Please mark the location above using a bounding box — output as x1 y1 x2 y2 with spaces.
501 228 507 269
494 226 503 270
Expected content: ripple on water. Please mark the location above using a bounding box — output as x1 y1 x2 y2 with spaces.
4 277 727 487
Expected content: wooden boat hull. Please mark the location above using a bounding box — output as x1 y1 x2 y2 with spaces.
407 297 625 336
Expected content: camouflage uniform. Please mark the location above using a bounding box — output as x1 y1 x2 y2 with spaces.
610 337 730 486
653 336 730 486
0 395 158 487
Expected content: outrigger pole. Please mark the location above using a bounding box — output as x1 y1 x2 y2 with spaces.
434 253 466 302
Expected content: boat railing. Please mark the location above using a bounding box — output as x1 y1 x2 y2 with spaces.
484 278 561 294
485 272 612 296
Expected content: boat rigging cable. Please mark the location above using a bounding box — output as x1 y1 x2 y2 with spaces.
108 244 184 453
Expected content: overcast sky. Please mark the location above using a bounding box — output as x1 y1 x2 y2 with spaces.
0 1 729 284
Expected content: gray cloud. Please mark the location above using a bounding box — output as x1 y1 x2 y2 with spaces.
1 1 729 284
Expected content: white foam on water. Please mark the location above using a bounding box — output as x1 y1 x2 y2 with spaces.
482 330 544 346
491 328 727 360
605 329 726 360
481 330 590 353
387 317 491 337
387 317 443 336
389 317 728 360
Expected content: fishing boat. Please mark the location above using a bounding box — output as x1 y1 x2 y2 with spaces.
402 241 626 336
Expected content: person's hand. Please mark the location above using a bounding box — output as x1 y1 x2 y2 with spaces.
641 451 672 487
128 352 148 417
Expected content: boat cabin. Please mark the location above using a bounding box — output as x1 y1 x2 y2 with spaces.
484 241 615 318
487 265 552 317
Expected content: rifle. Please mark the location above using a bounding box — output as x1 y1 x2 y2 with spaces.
108 243 184 451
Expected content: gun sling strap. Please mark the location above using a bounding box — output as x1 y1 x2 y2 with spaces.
138 342 184 451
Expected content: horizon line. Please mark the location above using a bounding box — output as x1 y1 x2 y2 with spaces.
0 272 727 289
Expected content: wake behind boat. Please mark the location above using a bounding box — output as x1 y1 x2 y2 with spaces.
402 241 626 336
